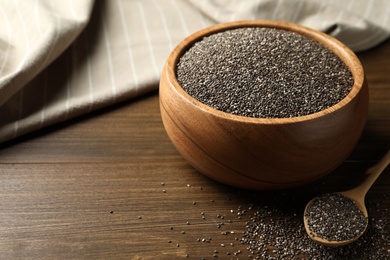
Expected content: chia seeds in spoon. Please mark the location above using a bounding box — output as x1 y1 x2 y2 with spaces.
176 27 353 118
305 192 368 241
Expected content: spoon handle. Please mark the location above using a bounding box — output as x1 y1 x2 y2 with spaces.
353 149 390 197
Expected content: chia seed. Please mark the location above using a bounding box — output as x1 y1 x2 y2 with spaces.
163 180 389 259
239 199 389 259
176 27 353 118
305 192 368 241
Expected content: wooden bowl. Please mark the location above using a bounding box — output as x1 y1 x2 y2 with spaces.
159 20 368 190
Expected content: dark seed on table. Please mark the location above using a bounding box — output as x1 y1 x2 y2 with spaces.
164 181 389 259
238 196 390 259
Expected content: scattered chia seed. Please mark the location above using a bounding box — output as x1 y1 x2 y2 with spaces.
176 27 353 118
305 192 368 241
163 179 389 259
238 197 390 259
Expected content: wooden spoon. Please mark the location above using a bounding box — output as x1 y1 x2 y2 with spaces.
303 149 390 247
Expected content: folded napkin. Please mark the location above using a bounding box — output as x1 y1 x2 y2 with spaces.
0 0 389 144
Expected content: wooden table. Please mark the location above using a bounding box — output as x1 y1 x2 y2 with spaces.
1 39 389 259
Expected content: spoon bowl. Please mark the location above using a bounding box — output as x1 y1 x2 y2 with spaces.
304 150 390 246
304 192 368 247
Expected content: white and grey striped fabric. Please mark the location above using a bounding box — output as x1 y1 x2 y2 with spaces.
0 0 389 144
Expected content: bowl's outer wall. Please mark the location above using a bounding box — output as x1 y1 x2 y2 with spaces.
159 21 369 190
160 68 368 190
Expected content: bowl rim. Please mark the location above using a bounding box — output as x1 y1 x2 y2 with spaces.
165 20 366 124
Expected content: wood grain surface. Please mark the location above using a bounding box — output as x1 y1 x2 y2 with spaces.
0 39 390 259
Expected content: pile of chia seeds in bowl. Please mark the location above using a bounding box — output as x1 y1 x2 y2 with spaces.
176 27 353 118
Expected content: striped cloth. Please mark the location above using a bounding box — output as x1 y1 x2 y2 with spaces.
0 0 389 144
